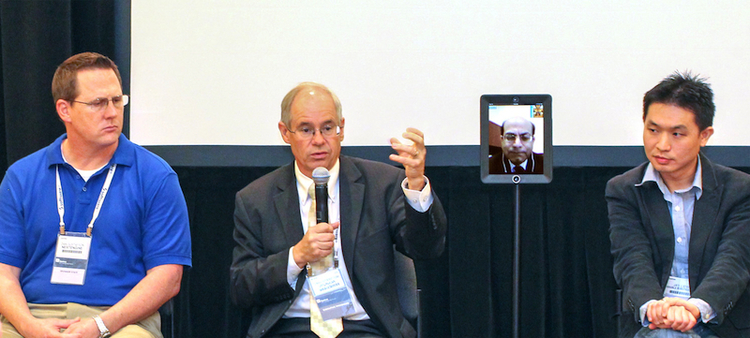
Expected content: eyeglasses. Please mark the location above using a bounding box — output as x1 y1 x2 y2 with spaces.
503 132 532 142
71 95 129 112
288 123 341 139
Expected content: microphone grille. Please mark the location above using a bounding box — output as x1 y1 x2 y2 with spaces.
312 167 330 185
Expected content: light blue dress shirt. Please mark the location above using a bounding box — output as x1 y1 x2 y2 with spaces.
636 158 715 325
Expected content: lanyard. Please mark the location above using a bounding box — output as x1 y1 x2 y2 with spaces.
56 164 117 236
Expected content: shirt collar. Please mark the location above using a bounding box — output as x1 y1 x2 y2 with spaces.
502 154 528 172
516 159 528 170
294 159 340 205
637 156 703 199
46 133 135 169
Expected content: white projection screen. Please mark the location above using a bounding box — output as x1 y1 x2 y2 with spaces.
130 1 750 155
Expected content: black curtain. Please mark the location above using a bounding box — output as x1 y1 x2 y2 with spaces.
433 166 624 338
0 0 122 168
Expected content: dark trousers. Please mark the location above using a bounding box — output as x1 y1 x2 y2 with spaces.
264 317 385 338
634 324 718 338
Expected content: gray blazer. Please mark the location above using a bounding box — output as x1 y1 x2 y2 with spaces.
606 153 750 338
230 155 447 338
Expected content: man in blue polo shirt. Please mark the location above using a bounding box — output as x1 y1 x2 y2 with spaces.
0 52 191 338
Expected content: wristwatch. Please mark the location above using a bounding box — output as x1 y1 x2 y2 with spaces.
92 315 112 338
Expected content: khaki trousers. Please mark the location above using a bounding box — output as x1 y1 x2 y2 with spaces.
0 303 161 338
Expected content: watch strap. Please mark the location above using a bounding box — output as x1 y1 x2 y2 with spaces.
92 315 112 338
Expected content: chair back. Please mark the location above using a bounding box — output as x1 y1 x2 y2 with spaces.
393 249 418 329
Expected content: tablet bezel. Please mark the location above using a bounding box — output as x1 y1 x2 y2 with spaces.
480 94 553 184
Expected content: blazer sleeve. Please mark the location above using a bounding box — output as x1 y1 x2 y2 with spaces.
392 181 447 261
606 177 664 322
229 191 296 308
691 187 750 324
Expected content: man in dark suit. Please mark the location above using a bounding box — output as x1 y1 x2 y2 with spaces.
230 82 447 338
489 116 543 174
607 72 750 338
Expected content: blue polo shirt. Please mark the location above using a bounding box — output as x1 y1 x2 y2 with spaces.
0 134 191 306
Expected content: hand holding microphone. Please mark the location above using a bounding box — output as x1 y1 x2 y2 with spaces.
312 167 339 269
292 167 339 269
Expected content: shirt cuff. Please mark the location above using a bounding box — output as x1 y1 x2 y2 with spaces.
640 300 657 326
688 298 715 323
287 247 304 287
401 176 433 212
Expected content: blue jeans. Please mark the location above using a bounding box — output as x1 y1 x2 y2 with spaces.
634 324 718 338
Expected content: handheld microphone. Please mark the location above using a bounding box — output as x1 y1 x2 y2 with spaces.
312 167 330 224
312 167 337 267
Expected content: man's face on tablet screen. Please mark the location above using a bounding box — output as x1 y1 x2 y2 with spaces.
501 117 534 165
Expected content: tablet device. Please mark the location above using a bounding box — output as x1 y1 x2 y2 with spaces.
480 94 552 184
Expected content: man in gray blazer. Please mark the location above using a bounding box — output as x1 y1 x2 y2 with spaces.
230 82 447 338
607 72 750 338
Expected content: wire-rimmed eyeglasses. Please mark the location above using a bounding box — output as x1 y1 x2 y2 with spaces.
287 123 341 139
503 132 532 142
71 95 129 113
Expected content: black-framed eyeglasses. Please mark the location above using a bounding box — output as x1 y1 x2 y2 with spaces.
71 95 129 113
287 123 341 139
503 132 532 142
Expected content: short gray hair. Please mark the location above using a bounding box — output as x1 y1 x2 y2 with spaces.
280 82 342 126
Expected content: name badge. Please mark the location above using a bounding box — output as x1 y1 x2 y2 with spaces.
664 276 691 299
308 269 354 320
51 232 92 285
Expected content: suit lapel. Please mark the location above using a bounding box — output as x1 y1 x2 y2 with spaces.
273 164 305 247
501 154 511 173
636 162 674 287
640 179 675 284
339 157 364 276
529 153 536 173
689 155 721 287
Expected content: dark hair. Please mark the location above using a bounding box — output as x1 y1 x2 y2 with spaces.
643 71 714 131
51 52 122 102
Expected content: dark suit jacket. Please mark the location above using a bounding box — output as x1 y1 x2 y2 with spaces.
488 151 544 174
606 154 750 338
230 156 447 338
